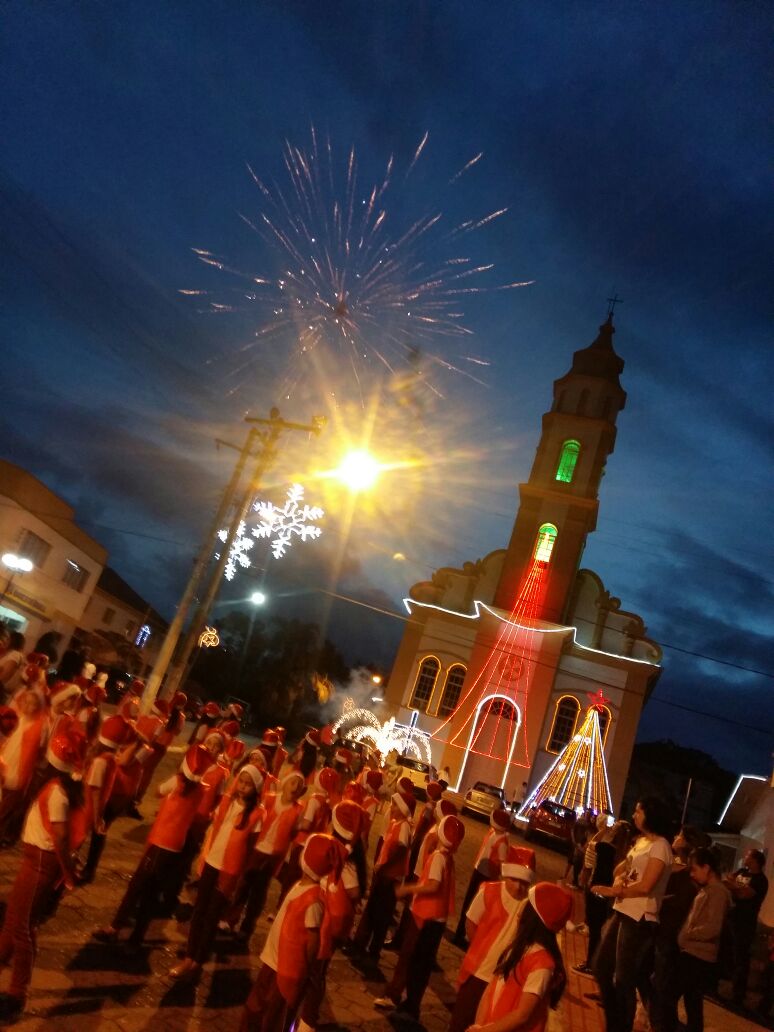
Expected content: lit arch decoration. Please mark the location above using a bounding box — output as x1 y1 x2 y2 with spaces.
546 694 581 753
534 523 558 564
555 440 580 483
452 693 523 792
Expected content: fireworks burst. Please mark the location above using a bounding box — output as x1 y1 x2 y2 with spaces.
185 128 531 401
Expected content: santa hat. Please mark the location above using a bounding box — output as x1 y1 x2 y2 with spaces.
201 729 226 752
153 698 170 718
202 701 221 719
392 791 415 818
300 833 346 882
315 766 340 795
528 882 574 933
129 678 145 694
81 661 97 680
49 680 82 709
181 744 215 783
220 719 240 738
47 724 87 774
397 776 415 797
425 780 443 801
435 798 458 821
226 738 247 763
239 763 264 795
248 748 267 770
0 706 19 737
98 714 137 749
501 845 537 884
274 725 286 743
117 692 140 720
331 800 363 842
334 747 353 767
261 729 279 747
84 682 107 706
304 728 321 747
364 769 383 793
343 781 365 805
171 691 187 710
491 807 511 831
27 652 49 668
438 814 465 851
227 702 244 720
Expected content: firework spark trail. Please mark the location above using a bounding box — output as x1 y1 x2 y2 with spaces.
187 129 533 400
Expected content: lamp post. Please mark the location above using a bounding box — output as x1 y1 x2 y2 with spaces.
1 553 34 606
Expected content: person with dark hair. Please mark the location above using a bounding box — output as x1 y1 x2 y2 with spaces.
592 796 673 1032
468 881 573 1032
575 820 631 976
723 847 769 1006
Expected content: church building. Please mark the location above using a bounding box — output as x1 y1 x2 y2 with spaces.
383 315 662 815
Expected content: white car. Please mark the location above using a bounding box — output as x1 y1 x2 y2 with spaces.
394 755 437 799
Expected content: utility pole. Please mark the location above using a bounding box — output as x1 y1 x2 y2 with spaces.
157 407 325 705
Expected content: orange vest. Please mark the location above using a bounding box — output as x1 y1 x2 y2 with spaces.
275 882 323 1003
206 794 265 876
135 714 163 743
38 779 88 856
107 753 146 812
147 778 204 852
475 947 555 1030
1 714 46 789
459 880 519 985
376 817 411 880
411 848 455 925
474 828 508 876
196 761 229 818
257 792 302 857
319 872 356 959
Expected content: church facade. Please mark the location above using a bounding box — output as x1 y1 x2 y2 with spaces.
383 316 662 815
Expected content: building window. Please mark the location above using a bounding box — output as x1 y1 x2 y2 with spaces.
555 440 580 483
135 624 151 648
62 560 89 593
409 657 440 711
17 529 51 569
102 607 115 625
547 695 580 752
438 664 466 717
534 523 558 563
488 698 516 719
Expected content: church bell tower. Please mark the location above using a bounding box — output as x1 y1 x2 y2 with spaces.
493 314 627 623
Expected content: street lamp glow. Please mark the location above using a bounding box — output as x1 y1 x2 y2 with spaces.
250 591 267 605
334 450 381 491
2 554 33 573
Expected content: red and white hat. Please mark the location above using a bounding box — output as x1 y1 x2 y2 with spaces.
181 744 215 783
27 651 49 668
261 729 279 747
248 748 267 770
49 680 82 709
153 698 170 718
47 724 87 774
426 780 443 801
331 800 363 842
438 814 465 851
220 719 240 738
300 833 347 882
227 702 245 720
129 678 145 694
435 798 458 821
392 791 416 817
117 692 140 720
528 882 574 932
226 738 247 763
239 763 264 795
397 776 415 797
171 691 188 710
334 747 353 767
202 701 221 719
84 682 108 706
98 714 137 750
304 728 321 747
491 807 511 831
202 729 226 752
501 845 536 883
364 769 383 793
343 781 365 805
0 706 19 737
315 766 339 795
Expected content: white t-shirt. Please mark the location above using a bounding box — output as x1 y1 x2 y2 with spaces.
488 942 552 1009
614 835 672 922
320 858 360 897
206 798 245 870
467 882 526 980
260 880 323 970
23 782 68 851
257 797 296 855
87 755 110 789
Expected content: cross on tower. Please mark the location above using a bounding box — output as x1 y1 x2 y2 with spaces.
606 292 623 316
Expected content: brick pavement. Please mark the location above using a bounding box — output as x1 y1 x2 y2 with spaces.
0 741 767 1031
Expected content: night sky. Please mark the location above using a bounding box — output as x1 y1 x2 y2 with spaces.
1 3 771 775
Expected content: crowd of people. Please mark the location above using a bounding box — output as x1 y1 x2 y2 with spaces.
0 630 770 1032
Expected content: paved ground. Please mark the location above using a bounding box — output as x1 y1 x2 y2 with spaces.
0 739 768 1031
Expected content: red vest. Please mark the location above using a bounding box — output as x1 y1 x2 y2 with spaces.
206 794 265 876
475 947 555 1030
474 827 509 876
38 779 87 856
376 817 411 880
459 880 521 985
135 714 163 743
196 760 229 818
293 791 331 847
319 872 356 959
147 778 204 852
1 714 46 789
272 745 288 777
275 882 323 1003
257 792 301 857
411 848 455 925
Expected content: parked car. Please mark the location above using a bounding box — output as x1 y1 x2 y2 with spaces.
461 781 507 819
395 754 436 798
525 799 577 845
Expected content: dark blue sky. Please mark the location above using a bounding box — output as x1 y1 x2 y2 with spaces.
1 2 771 774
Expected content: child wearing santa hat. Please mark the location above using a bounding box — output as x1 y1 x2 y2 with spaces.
0 690 48 847
375 813 465 1019
271 726 288 777
130 691 188 814
359 768 384 845
170 763 266 980
94 744 216 951
240 832 346 1032
448 845 537 1032
453 806 512 947
0 724 87 1022
277 766 338 906
469 881 572 1032
176 730 229 887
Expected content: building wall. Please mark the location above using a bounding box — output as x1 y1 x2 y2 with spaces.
78 588 164 677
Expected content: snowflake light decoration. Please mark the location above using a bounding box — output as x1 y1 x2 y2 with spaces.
215 521 255 580
253 483 324 559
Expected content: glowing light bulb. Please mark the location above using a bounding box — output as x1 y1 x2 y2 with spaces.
335 450 381 491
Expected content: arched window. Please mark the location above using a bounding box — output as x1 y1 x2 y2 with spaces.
438 664 466 717
597 706 612 745
547 695 580 753
578 388 589 415
555 440 581 483
487 697 516 719
410 657 440 711
534 523 558 564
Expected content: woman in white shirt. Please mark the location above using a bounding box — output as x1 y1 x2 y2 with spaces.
591 796 673 1032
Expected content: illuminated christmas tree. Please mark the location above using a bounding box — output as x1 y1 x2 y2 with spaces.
518 690 613 816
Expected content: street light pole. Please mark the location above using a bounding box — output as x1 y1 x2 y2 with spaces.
159 407 324 702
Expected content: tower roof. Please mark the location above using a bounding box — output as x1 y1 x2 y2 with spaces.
565 314 625 388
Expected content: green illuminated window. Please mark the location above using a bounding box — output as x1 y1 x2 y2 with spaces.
555 440 580 483
534 523 558 563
